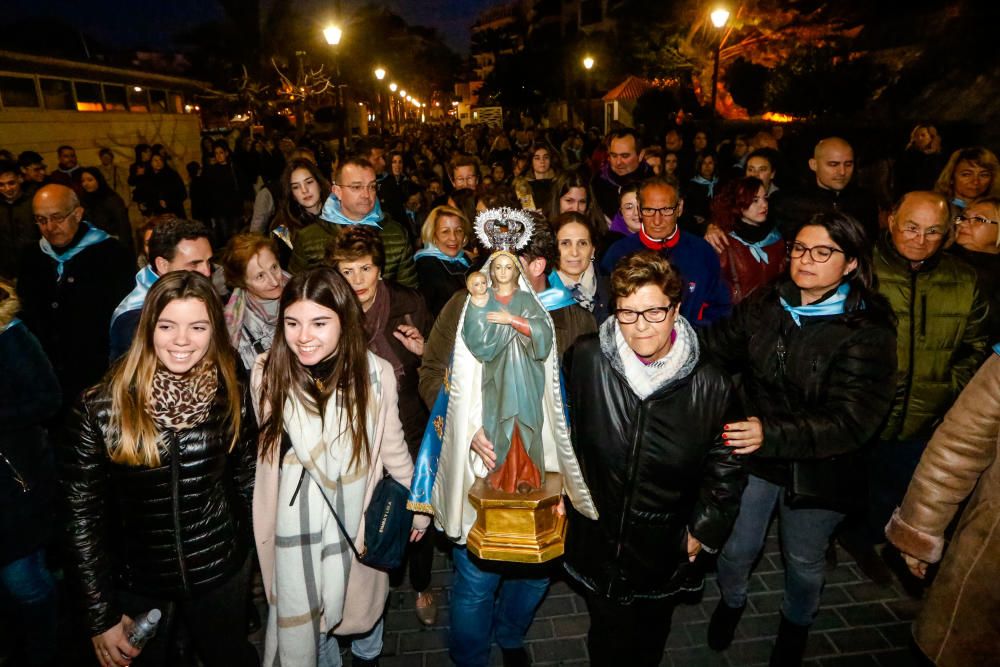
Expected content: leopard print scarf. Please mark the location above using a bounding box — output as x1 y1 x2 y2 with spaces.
148 358 220 431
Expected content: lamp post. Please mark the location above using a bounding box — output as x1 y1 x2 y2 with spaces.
374 68 386 134
582 55 595 131
709 8 729 121
324 23 345 152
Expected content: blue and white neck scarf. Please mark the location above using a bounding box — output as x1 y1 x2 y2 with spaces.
780 283 851 327
729 227 783 264
111 265 159 329
691 175 718 197
537 271 578 311
39 222 110 280
952 197 967 211
413 244 470 267
319 193 384 228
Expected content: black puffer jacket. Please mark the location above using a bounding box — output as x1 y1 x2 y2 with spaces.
699 280 898 496
563 320 745 603
61 375 257 635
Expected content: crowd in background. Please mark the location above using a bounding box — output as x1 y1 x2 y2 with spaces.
1 115 999 667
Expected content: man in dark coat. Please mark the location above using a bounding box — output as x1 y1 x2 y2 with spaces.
0 159 37 279
17 184 133 412
590 128 653 225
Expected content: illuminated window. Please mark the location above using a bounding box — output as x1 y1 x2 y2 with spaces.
0 76 40 108
168 92 184 114
74 82 104 111
128 86 149 112
40 79 74 110
103 84 128 111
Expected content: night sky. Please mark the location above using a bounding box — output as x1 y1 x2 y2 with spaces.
5 0 495 54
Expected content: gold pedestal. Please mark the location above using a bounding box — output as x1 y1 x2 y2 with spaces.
466 473 566 563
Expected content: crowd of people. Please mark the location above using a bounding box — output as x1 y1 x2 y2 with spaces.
0 117 998 667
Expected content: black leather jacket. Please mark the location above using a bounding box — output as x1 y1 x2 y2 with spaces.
61 376 257 635
563 330 745 602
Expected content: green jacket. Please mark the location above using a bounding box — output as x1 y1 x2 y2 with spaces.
289 214 419 288
875 234 989 441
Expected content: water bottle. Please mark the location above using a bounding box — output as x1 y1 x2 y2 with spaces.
127 608 162 649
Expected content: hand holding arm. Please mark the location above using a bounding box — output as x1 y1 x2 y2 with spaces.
704 223 730 253
723 417 763 455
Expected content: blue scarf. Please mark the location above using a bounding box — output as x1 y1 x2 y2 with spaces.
780 283 851 327
691 175 718 197
992 342 1000 356
111 265 159 329
729 227 783 264
537 272 578 311
413 244 470 267
0 318 21 335
951 197 967 211
319 193 384 228
39 222 110 280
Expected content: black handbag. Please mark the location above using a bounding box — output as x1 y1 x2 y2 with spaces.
319 472 413 571
786 454 866 513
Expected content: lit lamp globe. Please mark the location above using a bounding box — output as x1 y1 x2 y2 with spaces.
374 68 386 80
389 82 398 92
583 56 595 70
400 89 407 98
710 8 730 28
323 25 343 45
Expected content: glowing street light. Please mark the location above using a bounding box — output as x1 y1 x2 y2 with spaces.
709 8 730 120
582 56 594 70
400 90 407 98
374 67 386 80
323 25 343 45
389 82 398 92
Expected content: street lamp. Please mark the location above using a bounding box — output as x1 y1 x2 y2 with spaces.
582 56 594 70
373 68 386 132
709 8 729 120
374 68 385 81
323 25 342 45
582 55 595 130
389 82 397 92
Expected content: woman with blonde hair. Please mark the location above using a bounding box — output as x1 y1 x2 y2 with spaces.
951 196 1000 340
62 271 258 667
252 267 429 666
414 205 473 316
933 146 1000 215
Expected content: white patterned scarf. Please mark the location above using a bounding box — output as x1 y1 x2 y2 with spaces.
599 314 700 399
264 355 380 666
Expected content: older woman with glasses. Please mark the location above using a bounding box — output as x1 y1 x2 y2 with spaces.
952 197 1000 341
699 212 897 666
563 250 745 665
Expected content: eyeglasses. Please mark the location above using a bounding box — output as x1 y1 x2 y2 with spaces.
899 225 945 242
640 204 679 218
336 183 378 195
34 209 76 226
614 304 676 324
955 214 999 227
789 242 845 263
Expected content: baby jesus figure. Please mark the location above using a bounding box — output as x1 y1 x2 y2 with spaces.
461 256 554 494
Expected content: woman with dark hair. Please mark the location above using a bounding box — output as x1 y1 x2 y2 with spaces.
546 170 605 236
62 271 259 667
325 228 438 625
686 151 719 226
80 167 134 256
604 182 641 252
700 212 898 666
514 142 560 210
201 140 246 246
563 250 744 664
221 233 290 371
553 212 610 323
252 267 429 666
414 205 473 317
269 158 330 268
133 154 186 218
127 143 152 189
710 176 785 304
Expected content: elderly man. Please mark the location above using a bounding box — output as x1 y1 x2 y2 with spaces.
290 157 418 287
591 128 652 224
841 191 989 579
770 137 879 244
0 159 37 279
600 177 731 327
17 184 133 410
109 218 214 360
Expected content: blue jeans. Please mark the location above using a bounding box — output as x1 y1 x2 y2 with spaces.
866 438 927 544
0 549 57 666
450 546 549 667
716 474 844 627
318 617 383 667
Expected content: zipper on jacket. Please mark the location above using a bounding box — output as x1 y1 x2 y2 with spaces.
920 294 927 338
168 432 191 593
0 450 29 492
898 271 918 430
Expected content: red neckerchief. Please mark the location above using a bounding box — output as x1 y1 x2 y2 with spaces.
639 224 680 250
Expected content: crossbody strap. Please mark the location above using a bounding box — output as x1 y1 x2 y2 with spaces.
289 468 364 561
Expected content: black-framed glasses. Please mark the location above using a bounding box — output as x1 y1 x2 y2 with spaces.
614 304 676 324
640 204 680 218
955 214 1000 227
789 242 844 263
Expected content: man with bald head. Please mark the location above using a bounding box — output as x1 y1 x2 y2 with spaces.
771 137 879 244
838 190 989 580
17 184 133 411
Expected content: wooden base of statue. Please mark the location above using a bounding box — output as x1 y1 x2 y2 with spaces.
466 472 567 564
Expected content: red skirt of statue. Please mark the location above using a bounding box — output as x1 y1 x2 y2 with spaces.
487 421 542 494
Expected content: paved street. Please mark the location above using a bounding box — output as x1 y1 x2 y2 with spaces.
373 527 926 667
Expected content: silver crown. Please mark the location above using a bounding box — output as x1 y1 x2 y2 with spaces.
473 207 534 252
